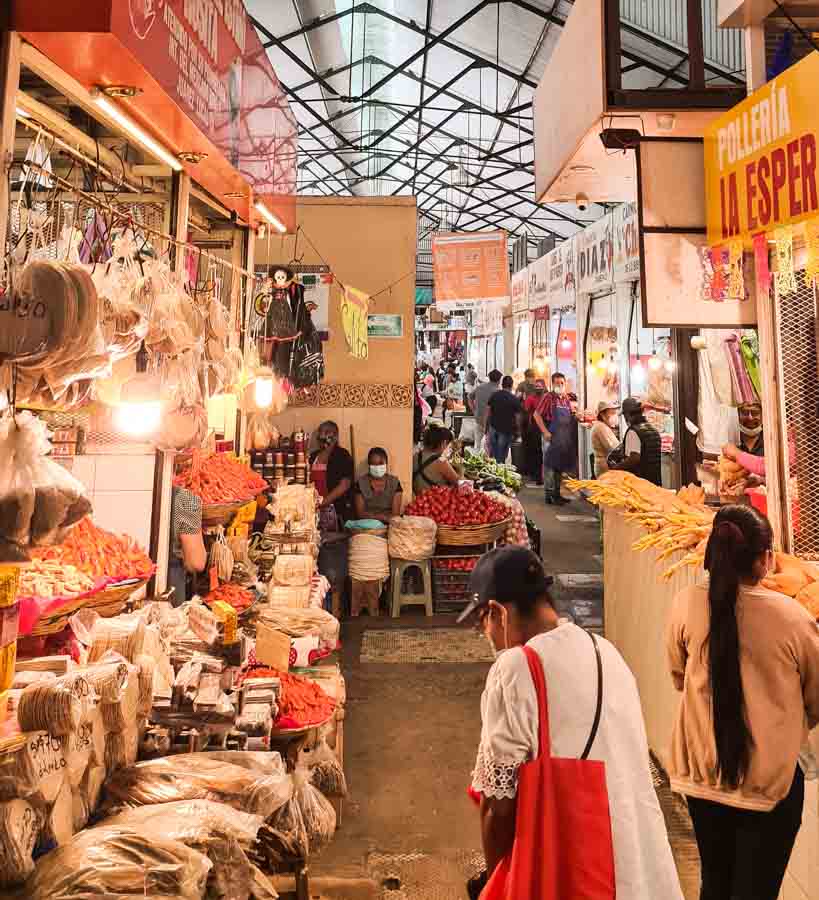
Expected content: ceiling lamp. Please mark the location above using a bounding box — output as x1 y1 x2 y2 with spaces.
631 358 645 382
254 201 287 234
15 106 30 119
664 358 676 373
91 89 182 171
115 343 162 436
254 367 275 409
648 351 662 371
560 334 572 351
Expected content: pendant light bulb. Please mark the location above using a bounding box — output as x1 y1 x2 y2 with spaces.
648 352 662 371
664 358 676 373
586 363 597 377
560 334 571 351
254 367 274 409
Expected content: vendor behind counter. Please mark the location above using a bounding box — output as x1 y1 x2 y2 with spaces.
354 447 403 523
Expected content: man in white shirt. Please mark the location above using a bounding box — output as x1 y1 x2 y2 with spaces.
471 370 502 454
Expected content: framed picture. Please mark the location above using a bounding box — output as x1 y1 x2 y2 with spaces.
367 314 403 338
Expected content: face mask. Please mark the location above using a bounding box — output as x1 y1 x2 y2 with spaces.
739 423 763 437
553 385 565 396
369 464 387 478
320 434 336 447
606 415 618 428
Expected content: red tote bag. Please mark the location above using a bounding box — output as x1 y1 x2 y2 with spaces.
482 635 616 900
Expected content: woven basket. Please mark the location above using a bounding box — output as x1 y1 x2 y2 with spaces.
88 578 149 612
202 501 246 528
435 516 511 547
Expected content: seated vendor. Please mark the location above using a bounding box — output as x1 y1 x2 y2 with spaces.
354 448 403 524
310 421 354 618
722 401 766 478
413 425 460 495
168 486 207 607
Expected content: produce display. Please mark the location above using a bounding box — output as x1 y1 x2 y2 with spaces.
485 491 529 547
452 451 522 493
433 557 477 572
236 668 335 728
174 451 268 505
31 517 154 583
18 560 96 600
566 472 715 579
405 486 508 527
205 583 254 613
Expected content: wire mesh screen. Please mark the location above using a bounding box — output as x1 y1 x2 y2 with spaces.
776 269 819 558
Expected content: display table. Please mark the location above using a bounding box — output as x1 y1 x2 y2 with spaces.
603 507 819 900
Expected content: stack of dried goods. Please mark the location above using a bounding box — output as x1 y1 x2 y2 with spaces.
236 668 335 729
174 451 267 505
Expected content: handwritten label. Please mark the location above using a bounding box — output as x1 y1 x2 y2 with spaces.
28 733 66 781
255 623 291 671
188 602 220 645
0 291 51 355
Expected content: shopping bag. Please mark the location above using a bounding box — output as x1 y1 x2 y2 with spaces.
481 639 615 900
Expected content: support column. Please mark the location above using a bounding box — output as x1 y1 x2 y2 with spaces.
0 31 21 258
744 25 766 93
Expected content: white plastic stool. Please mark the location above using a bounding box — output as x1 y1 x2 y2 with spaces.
390 558 433 618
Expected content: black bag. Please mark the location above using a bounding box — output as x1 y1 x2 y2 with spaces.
607 442 625 468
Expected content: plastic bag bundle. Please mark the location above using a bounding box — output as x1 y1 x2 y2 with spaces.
0 798 43 885
86 611 146 663
101 755 293 820
257 606 340 649
135 653 155 716
294 776 336 855
17 673 93 736
305 739 347 798
265 789 309 861
100 666 138 732
204 751 288 779
387 515 437 561
103 800 268 900
75 656 130 703
60 718 95 789
104 725 139 773
0 733 65 804
23 825 213 900
44 778 74 847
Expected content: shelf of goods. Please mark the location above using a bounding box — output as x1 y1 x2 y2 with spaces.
0 483 348 899
571 472 818 900
432 553 478 609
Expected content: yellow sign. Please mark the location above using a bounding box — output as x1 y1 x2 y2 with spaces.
704 52 819 245
341 285 371 359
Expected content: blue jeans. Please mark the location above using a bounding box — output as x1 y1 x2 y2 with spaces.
489 427 513 463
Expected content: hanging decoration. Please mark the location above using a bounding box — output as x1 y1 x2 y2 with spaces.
752 232 771 294
703 246 727 300
727 240 744 299
774 226 797 296
340 285 371 360
805 219 819 287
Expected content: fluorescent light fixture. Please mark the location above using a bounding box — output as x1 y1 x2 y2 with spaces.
92 91 182 171
15 106 30 119
254 201 287 234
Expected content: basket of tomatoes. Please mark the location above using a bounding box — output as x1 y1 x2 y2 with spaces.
406 487 510 547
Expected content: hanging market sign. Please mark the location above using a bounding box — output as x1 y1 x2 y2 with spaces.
367 314 403 338
432 231 510 310
511 268 529 313
613 203 640 283
547 239 577 308
577 214 614 294
527 253 549 310
704 52 819 245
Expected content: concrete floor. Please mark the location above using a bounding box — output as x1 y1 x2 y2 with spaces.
310 486 700 899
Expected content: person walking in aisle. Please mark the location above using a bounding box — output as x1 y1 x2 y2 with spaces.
484 375 522 464
667 504 819 900
610 396 662 486
515 368 539 402
464 546 684 900
522 378 546 485
533 371 574 505
472 370 502 455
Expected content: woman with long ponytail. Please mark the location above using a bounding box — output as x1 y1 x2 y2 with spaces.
667 504 819 900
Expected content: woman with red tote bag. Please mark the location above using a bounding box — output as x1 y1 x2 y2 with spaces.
461 547 683 900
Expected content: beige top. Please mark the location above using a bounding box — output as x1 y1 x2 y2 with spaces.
590 421 619 474
667 581 819 811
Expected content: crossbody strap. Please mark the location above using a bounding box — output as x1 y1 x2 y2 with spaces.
580 632 604 760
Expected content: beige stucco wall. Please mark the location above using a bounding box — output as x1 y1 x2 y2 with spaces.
254 196 417 495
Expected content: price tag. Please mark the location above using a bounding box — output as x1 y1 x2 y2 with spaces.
209 566 219 592
0 288 52 357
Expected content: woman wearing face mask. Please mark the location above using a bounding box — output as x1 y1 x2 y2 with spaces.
461 546 683 899
311 421 355 617
591 401 620 476
413 425 460 495
354 447 403 524
667 505 819 900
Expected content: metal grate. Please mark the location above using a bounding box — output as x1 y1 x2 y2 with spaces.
776 269 819 558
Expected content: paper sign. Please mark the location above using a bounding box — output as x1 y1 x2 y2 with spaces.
341 285 371 359
255 623 292 671
685 418 700 436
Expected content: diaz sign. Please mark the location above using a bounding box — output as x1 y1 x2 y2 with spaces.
705 52 819 245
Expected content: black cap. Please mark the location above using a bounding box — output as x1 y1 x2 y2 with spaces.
456 546 554 623
621 396 643 416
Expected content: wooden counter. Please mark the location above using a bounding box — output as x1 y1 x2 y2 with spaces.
602 507 818 900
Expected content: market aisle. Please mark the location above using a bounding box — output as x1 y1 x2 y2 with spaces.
312 487 700 899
